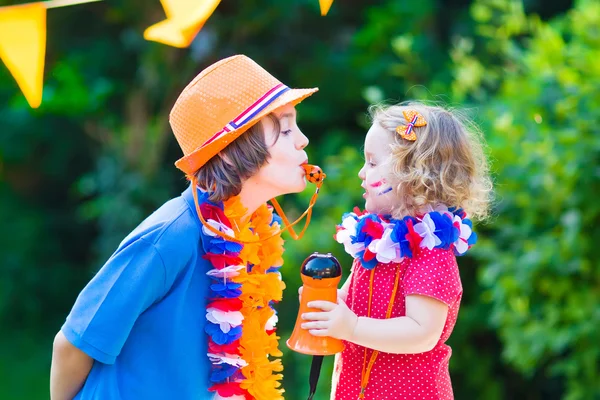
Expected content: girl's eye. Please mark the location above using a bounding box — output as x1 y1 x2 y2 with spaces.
281 129 292 136
368 161 376 167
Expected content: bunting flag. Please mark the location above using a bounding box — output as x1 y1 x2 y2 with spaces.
319 0 334 16
1 0 330 106
0 0 101 108
0 3 47 108
144 0 222 48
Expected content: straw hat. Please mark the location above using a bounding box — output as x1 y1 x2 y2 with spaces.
170 55 318 175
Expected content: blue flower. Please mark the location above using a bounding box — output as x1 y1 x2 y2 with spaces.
210 363 239 382
467 231 477 246
389 217 415 258
208 237 243 254
267 265 282 273
429 212 458 249
356 250 379 269
271 213 283 227
353 214 381 247
205 324 242 345
210 281 243 298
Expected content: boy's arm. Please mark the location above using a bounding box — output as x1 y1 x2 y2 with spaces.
50 331 93 400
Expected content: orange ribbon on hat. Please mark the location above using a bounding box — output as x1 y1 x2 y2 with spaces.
396 110 427 141
191 164 326 244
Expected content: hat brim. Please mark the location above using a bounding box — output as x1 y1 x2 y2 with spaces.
175 87 318 174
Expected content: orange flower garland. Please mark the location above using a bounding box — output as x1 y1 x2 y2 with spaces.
223 196 286 400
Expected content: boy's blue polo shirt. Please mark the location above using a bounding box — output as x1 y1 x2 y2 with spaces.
62 185 214 399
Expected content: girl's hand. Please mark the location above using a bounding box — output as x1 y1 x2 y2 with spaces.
300 293 358 340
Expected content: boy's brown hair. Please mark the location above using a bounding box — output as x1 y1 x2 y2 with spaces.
194 114 280 203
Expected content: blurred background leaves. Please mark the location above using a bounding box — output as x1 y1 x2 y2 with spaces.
1 0 598 399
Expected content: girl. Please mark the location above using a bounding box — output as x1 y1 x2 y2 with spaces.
50 55 321 400
301 102 492 399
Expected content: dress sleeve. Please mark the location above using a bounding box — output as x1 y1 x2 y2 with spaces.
61 237 168 364
403 247 462 306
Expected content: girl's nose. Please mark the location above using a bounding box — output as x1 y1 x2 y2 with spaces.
358 165 366 180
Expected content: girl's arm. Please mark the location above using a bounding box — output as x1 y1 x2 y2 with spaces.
351 294 448 353
301 293 448 354
50 331 93 400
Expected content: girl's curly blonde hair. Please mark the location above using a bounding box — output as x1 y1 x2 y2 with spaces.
369 101 492 221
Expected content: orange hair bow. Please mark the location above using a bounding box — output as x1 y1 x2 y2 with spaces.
396 110 427 141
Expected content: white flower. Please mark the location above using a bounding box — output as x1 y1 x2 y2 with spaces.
372 228 402 263
453 215 472 255
414 214 442 250
343 214 359 229
335 216 358 244
206 265 245 279
206 309 244 333
203 219 235 237
265 313 278 331
335 216 365 257
344 241 365 257
208 353 248 368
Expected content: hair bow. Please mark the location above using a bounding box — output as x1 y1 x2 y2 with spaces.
396 110 427 141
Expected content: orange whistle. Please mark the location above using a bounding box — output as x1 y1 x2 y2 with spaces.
302 164 326 185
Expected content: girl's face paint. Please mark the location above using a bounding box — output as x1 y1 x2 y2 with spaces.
370 180 393 196
377 186 393 196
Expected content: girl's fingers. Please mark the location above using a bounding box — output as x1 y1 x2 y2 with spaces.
302 312 329 321
301 321 329 330
306 301 337 311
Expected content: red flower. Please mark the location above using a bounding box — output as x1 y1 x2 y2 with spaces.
353 206 367 216
207 298 243 312
209 381 247 397
266 327 277 335
200 203 231 228
363 218 384 240
209 338 241 355
363 248 376 262
405 219 422 256
203 253 243 269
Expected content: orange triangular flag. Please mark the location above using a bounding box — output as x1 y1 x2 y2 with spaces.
319 0 334 16
0 3 47 108
144 0 221 48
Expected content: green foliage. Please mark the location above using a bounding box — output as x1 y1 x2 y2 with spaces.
451 0 600 398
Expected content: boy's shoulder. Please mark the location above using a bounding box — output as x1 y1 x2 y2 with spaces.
117 189 203 267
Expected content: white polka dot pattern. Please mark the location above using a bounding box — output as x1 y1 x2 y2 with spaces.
331 248 463 400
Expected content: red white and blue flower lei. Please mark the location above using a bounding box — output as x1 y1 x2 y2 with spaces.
335 205 477 269
199 197 285 400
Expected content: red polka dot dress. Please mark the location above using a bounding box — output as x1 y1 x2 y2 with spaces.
331 248 462 400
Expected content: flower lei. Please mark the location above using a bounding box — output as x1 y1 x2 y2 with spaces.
200 195 286 400
335 205 477 269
